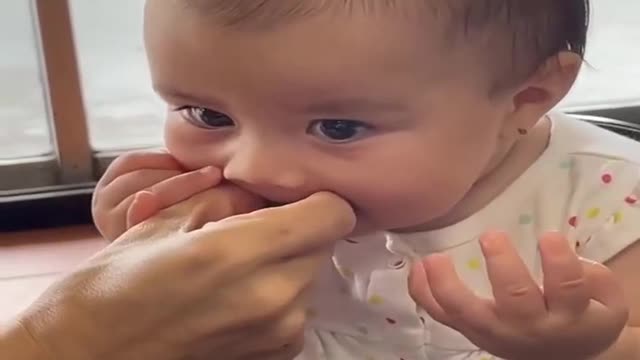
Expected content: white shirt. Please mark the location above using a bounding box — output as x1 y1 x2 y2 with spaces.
297 113 640 360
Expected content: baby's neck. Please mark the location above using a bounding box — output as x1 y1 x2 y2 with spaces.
398 116 552 233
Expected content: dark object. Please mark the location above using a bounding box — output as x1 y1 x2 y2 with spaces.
575 114 640 141
0 187 94 232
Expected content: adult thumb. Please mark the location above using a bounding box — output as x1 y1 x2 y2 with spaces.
211 192 357 255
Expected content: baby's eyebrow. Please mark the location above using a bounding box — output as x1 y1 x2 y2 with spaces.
153 85 221 107
303 97 407 114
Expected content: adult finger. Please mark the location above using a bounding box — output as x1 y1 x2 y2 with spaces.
540 232 590 317
200 192 356 262
480 231 546 321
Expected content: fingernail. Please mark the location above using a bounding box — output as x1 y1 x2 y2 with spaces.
540 232 568 253
199 166 218 177
480 231 507 255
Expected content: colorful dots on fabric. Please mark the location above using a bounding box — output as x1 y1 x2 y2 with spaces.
587 208 601 219
518 214 533 225
601 173 613 184
467 258 483 271
613 211 623 224
568 216 578 227
626 195 638 205
560 158 575 169
368 295 385 305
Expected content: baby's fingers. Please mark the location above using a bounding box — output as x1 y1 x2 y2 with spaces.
146 166 221 209
582 260 627 314
409 261 448 324
419 254 498 331
540 232 590 318
127 191 160 229
481 231 546 322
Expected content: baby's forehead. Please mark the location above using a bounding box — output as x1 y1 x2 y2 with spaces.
165 0 588 90
182 0 462 29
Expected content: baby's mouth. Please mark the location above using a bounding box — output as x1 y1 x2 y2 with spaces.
264 200 286 208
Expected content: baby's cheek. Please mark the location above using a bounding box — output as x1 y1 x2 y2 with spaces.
358 173 470 230
164 118 225 171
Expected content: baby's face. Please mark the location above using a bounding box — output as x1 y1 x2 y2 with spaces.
145 1 515 234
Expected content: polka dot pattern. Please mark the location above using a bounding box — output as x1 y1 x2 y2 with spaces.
368 295 385 305
587 207 601 219
314 157 640 359
467 258 482 271
568 216 578 227
613 211 623 224
518 214 533 225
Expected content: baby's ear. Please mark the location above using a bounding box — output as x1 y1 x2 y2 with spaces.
508 52 582 128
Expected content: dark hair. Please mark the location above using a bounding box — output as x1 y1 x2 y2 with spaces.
184 0 589 89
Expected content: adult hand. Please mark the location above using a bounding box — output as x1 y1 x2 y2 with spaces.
4 192 355 360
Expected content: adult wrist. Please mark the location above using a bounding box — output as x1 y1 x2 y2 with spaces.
0 318 52 360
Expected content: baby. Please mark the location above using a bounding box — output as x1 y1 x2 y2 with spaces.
92 0 640 359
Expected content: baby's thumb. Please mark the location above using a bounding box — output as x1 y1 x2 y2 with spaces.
126 191 160 229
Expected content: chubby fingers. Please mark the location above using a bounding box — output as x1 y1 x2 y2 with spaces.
97 150 182 189
480 231 546 322
409 253 498 332
540 232 590 317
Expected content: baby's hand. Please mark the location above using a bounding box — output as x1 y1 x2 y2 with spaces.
409 231 629 360
92 150 221 241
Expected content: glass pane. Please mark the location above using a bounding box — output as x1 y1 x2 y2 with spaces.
70 0 164 151
0 1 51 160
561 0 640 108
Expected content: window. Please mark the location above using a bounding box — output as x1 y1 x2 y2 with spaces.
560 0 640 110
0 0 639 198
0 1 51 160
70 0 164 151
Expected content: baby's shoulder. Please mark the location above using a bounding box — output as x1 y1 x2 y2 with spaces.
550 113 640 165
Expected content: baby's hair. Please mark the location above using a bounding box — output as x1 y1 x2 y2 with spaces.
183 0 589 90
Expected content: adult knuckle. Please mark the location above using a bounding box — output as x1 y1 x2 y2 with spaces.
251 283 298 318
269 308 307 345
177 240 225 275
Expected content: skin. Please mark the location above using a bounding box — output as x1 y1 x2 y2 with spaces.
134 0 640 358
146 1 557 235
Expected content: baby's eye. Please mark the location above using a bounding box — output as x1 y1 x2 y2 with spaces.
309 119 371 143
176 106 234 129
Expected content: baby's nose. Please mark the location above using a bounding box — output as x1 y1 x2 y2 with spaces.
222 147 309 204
